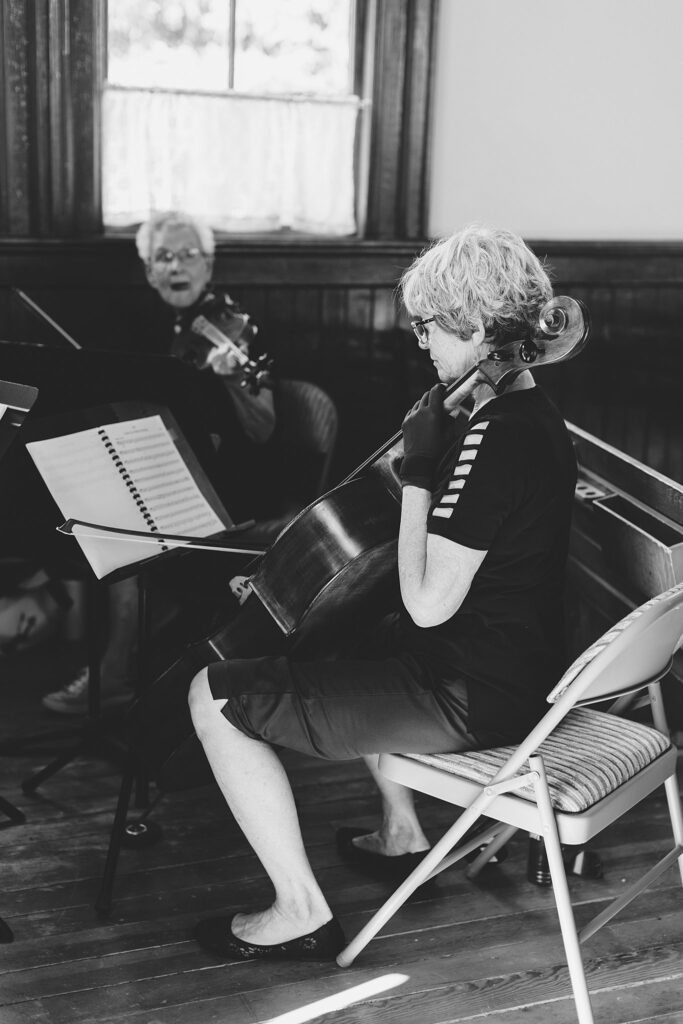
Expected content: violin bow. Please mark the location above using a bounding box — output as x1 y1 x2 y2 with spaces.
57 518 267 557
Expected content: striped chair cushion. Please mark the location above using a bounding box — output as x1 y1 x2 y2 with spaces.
406 708 671 813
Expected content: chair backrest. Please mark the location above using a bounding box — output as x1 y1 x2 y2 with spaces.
548 580 683 707
273 378 338 497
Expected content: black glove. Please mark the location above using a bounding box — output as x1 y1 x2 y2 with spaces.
400 384 447 490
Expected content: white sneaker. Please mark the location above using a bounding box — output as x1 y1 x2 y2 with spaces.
41 667 132 716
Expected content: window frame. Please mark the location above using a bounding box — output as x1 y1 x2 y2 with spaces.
0 0 439 242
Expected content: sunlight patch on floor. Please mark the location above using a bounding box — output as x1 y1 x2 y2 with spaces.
260 972 409 1024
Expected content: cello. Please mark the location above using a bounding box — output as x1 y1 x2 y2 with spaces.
92 295 589 899
133 295 589 783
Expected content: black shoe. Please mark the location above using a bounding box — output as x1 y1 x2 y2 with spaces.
193 914 346 962
336 827 435 888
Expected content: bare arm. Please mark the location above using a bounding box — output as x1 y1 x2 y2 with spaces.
398 484 487 627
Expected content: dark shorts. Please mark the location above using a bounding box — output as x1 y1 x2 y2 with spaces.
206 647 487 761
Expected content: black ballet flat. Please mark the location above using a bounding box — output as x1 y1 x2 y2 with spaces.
193 914 346 962
336 826 434 887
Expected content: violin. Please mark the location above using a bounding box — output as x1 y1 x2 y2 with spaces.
191 315 274 395
171 291 273 395
144 296 589 775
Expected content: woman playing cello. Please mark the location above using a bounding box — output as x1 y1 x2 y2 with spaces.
188 225 580 963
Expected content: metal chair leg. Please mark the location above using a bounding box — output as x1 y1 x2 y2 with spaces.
465 822 517 878
337 800 493 968
531 754 595 1024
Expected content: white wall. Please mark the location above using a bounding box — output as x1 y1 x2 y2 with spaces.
428 0 683 239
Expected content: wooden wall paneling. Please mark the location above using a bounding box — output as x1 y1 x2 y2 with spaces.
334 286 380 469
365 1 408 238
345 285 374 366
47 0 74 234
70 0 103 232
0 0 101 237
254 286 298 374
653 281 681 333
370 288 419 424
245 284 282 368
370 285 400 334
292 286 324 368
25 0 53 236
0 0 31 235
0 287 9 341
361 0 438 239
398 0 439 239
0 1 7 230
0 239 682 481
318 285 351 395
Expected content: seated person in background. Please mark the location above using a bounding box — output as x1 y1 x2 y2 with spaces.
42 211 274 716
136 210 275 448
186 225 578 963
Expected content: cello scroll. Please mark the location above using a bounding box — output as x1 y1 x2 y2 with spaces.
473 295 590 395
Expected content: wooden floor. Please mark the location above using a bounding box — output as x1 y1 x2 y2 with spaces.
1 638 683 1024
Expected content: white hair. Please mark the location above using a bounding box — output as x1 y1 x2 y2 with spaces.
401 225 553 340
135 211 215 263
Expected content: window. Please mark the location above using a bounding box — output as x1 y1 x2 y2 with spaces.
103 0 361 235
0 0 435 241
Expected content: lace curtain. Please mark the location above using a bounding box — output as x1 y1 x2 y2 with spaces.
102 86 360 234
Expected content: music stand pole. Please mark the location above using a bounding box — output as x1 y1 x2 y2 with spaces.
0 378 40 944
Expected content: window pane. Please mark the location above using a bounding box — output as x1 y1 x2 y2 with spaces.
107 0 229 92
234 0 352 95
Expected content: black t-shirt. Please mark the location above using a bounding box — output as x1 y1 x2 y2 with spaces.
400 386 577 739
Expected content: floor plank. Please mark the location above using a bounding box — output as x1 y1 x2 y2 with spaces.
1 637 682 1024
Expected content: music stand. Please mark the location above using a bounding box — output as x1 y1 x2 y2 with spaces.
11 398 259 798
0 378 39 944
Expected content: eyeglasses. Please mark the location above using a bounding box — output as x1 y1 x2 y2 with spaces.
152 247 204 267
410 315 435 347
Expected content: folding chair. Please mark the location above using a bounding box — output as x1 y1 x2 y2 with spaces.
337 582 683 1024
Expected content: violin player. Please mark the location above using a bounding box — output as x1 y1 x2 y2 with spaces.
136 210 275 447
42 212 275 716
186 225 579 963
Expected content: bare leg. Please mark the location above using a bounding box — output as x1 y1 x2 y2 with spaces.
351 754 430 856
188 667 333 945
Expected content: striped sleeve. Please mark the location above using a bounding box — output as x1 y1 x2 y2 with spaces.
428 417 524 549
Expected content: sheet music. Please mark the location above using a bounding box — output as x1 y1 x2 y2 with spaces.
105 416 225 537
26 414 226 578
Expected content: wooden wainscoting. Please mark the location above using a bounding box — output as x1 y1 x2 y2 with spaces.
1 237 682 479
